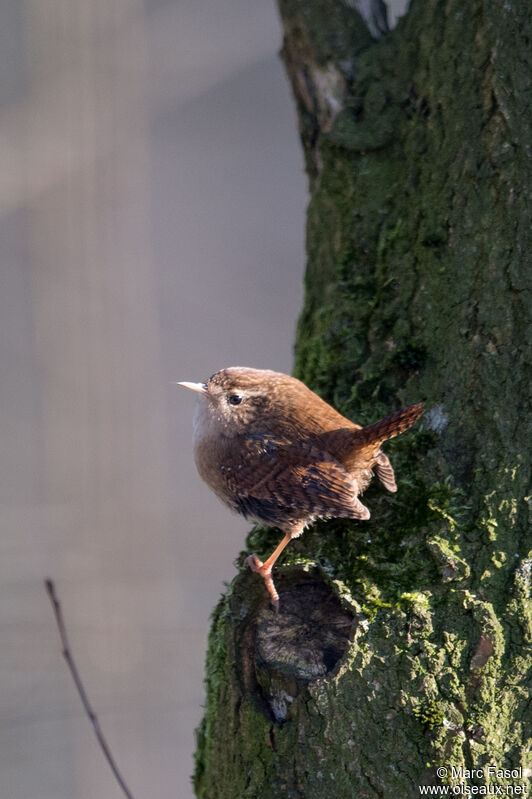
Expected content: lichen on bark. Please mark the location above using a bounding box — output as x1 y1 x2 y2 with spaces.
193 1 532 796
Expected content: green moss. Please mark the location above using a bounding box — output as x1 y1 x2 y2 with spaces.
399 591 431 609
413 700 446 730
328 104 400 151
426 537 470 582
193 599 229 795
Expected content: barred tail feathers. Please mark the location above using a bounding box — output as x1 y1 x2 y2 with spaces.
357 403 424 448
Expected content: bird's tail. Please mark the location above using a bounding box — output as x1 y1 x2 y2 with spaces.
355 402 424 448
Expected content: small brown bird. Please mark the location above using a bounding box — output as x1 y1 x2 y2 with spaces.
178 367 423 609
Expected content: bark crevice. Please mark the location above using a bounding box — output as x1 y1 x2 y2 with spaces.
229 567 359 724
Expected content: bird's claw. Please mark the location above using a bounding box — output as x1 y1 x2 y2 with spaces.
245 553 279 612
245 553 263 572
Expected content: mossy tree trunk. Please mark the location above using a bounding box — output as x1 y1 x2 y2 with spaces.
194 1 531 796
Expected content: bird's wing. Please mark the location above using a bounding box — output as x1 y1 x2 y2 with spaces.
373 450 397 493
221 434 365 526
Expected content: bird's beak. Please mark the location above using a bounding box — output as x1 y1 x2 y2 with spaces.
174 381 207 394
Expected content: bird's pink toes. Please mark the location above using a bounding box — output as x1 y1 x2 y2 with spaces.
245 554 279 611
245 553 263 572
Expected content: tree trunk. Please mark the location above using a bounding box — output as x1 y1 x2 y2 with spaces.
193 1 531 796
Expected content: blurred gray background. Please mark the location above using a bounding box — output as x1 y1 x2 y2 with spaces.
0 1 405 798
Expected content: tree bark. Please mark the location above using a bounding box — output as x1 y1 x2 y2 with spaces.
193 1 531 796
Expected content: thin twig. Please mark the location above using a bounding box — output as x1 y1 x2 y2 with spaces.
45 579 137 799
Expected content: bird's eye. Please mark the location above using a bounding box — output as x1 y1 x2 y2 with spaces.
227 394 243 406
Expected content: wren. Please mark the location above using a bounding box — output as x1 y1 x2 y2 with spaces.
178 367 423 609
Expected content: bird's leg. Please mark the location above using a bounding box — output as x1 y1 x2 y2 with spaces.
246 534 291 609
246 525 302 610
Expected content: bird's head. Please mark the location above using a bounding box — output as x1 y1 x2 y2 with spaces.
177 366 289 434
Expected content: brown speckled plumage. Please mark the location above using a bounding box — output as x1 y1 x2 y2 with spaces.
179 367 424 607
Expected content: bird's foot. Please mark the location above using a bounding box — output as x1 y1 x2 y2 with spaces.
245 553 279 612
